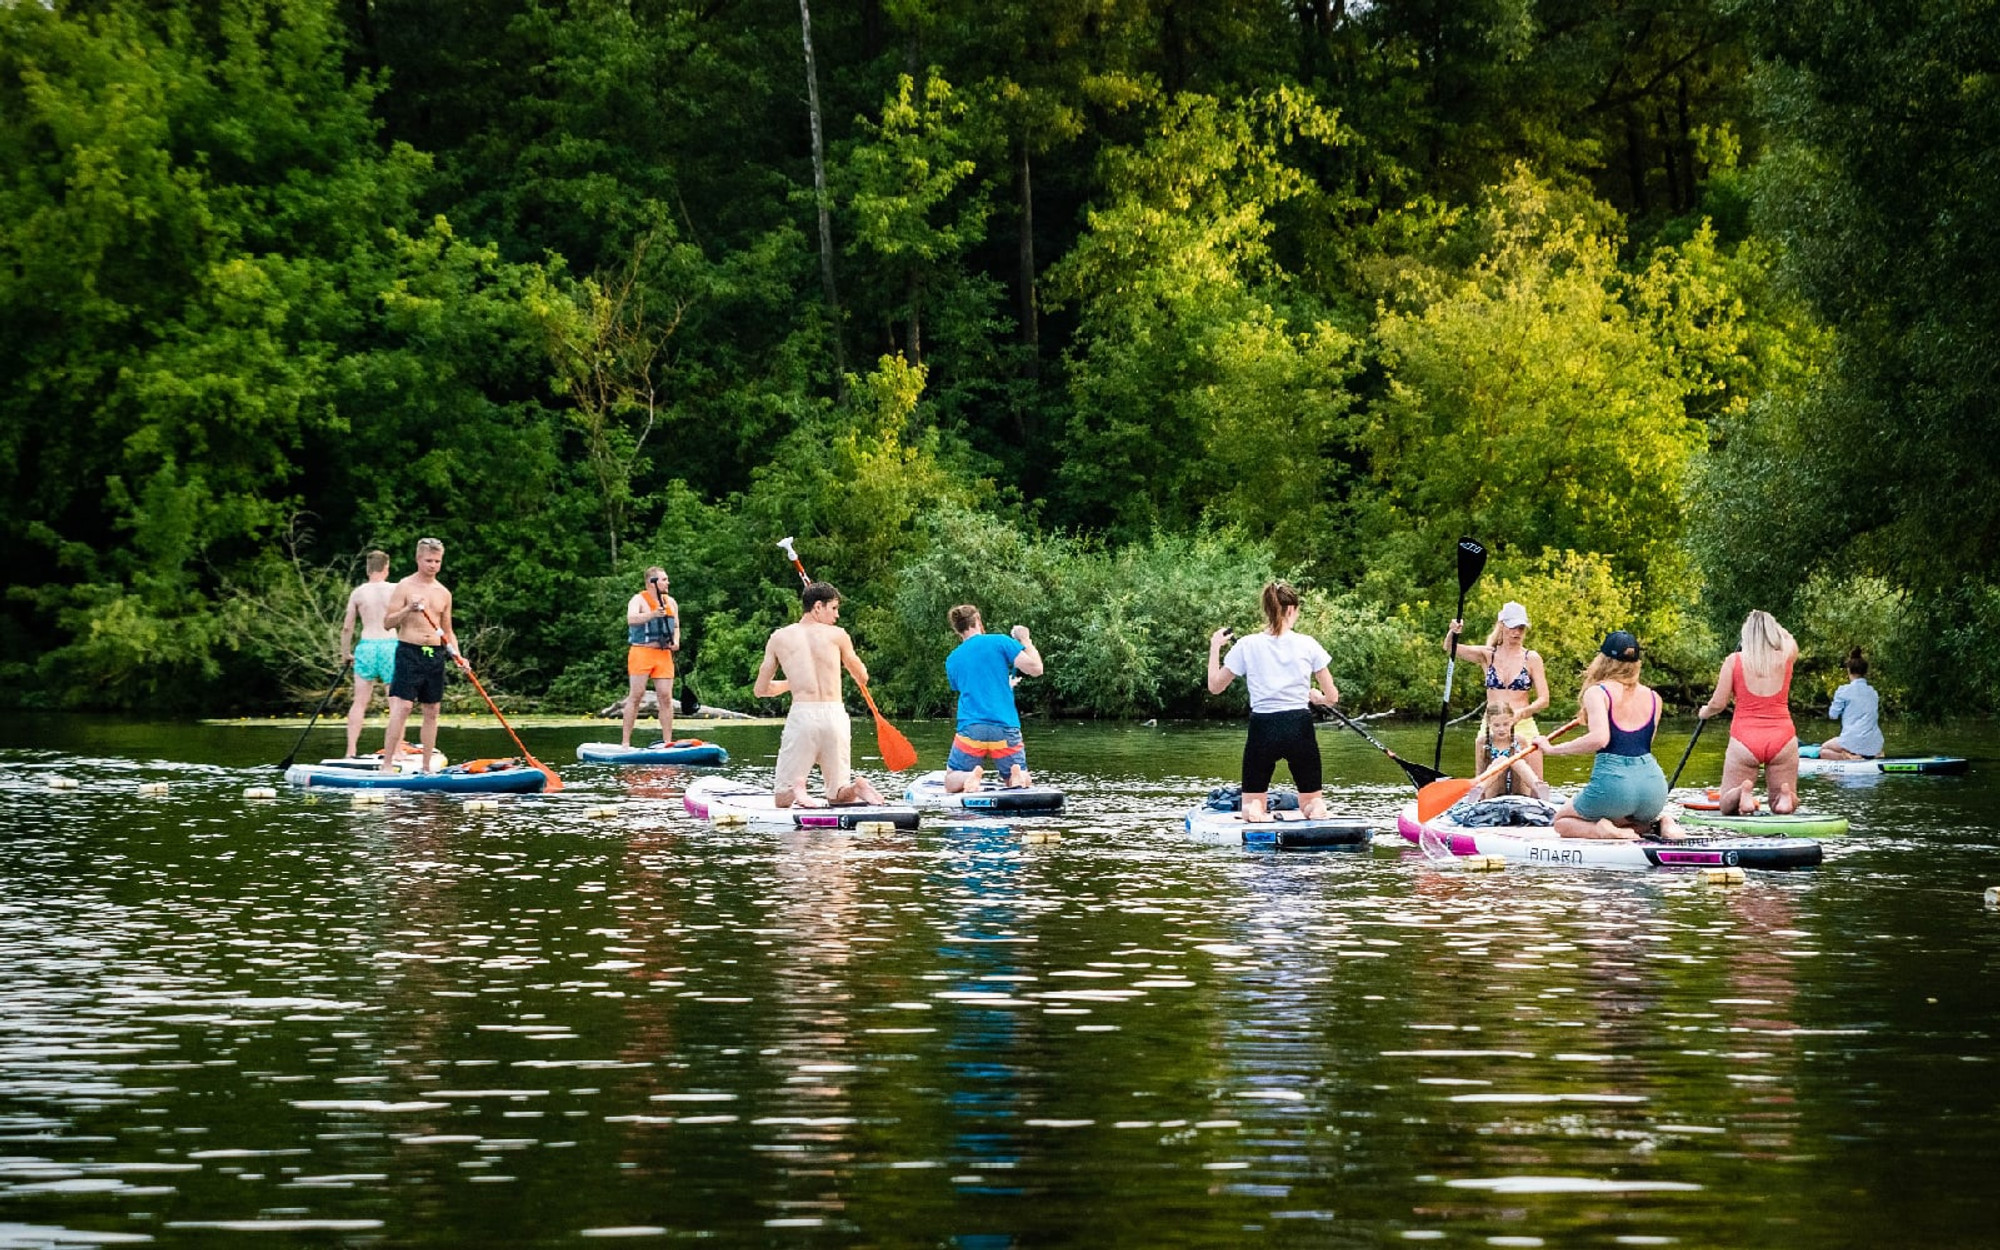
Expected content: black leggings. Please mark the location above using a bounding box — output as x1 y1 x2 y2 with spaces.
1243 709 1322 794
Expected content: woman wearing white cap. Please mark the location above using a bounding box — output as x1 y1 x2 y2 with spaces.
1445 601 1550 791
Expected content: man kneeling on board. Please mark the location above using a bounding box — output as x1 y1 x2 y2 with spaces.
754 581 886 808
943 605 1044 793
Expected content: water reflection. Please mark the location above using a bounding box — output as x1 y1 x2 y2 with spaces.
1 720 1998 1245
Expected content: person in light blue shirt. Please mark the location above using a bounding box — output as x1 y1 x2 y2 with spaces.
1819 649 1884 759
944 605 1045 792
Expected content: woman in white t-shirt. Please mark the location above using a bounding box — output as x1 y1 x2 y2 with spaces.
1206 581 1342 821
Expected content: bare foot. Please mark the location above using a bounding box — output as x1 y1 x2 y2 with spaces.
1005 765 1030 789
838 777 885 805
1600 818 1639 841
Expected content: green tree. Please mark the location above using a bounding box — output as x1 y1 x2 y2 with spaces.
1360 170 1707 590
1047 88 1361 557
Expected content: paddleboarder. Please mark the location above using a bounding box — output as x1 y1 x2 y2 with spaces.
1446 601 1551 787
754 581 886 808
620 566 680 749
1698 610 1801 814
1815 649 1884 761
339 549 397 759
378 537 457 774
1473 707 1552 801
1206 581 1341 823
1533 631 1686 841
942 605 1044 793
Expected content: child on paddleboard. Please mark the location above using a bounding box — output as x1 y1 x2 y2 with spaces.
1475 706 1552 801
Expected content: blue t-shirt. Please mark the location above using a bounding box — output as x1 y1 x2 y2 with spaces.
946 633 1026 729
1828 677 1884 756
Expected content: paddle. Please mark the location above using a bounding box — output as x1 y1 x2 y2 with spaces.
1668 711 1710 789
413 605 564 793
1319 705 1447 789
279 660 353 771
775 536 919 772
1416 715 1581 823
1433 536 1488 771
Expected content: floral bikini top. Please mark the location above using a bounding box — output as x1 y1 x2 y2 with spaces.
1485 656 1533 691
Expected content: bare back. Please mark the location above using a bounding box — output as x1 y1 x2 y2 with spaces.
350 581 396 640
386 574 452 645
764 621 852 703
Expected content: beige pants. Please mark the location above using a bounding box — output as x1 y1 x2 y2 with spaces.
775 702 852 797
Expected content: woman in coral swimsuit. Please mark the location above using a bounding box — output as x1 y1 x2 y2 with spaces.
1698 610 1800 815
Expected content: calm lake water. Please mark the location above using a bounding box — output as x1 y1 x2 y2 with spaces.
3 713 1999 1248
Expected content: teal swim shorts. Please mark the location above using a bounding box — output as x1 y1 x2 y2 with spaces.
354 637 398 684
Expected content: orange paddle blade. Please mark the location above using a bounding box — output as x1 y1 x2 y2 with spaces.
454 654 563 792
856 680 918 772
1415 777 1475 824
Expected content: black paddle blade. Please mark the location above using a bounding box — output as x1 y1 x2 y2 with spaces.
1392 753 1449 789
679 681 699 716
1457 536 1488 591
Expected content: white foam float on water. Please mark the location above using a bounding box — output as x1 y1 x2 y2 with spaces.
1445 1176 1703 1194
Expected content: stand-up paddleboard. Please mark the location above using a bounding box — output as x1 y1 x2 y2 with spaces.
1397 799 1823 871
683 776 920 830
1797 744 1967 776
315 748 449 774
284 759 547 793
1677 806 1849 836
1184 786 1373 848
576 739 730 767
902 770 1065 815
1184 806 1375 849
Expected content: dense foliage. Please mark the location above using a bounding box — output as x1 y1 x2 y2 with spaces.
1 0 1987 719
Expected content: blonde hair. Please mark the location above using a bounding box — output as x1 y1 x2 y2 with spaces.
1581 654 1642 689
1260 581 1301 634
1485 615 1527 648
364 549 389 575
1740 610 1792 682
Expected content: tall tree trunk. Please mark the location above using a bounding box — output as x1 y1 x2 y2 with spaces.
798 0 846 394
906 270 922 366
1625 107 1650 216
1017 140 1039 379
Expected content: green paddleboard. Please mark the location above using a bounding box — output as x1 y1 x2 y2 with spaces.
1679 809 1850 837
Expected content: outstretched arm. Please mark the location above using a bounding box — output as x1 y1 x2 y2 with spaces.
1444 618 1496 665
1698 658 1735 718
1207 628 1236 694
1010 625 1044 678
838 630 871 688
1523 652 1551 718
1309 668 1340 708
1542 688 1610 756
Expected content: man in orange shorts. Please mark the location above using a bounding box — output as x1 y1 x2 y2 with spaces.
621 566 680 748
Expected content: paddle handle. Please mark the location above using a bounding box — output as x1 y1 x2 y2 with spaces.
413 604 564 791
279 660 352 770
1466 715 1583 789
1668 710 1709 789
1433 590 1467 771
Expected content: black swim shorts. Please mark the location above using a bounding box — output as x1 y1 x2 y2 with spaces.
389 640 448 705
1242 708 1322 795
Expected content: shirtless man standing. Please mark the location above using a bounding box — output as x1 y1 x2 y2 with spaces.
753 581 885 808
379 537 458 773
340 550 396 759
